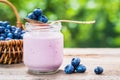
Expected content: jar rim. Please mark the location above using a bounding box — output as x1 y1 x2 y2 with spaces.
25 22 62 31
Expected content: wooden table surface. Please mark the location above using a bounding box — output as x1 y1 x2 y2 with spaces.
0 48 120 80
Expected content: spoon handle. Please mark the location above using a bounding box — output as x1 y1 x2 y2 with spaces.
54 20 95 24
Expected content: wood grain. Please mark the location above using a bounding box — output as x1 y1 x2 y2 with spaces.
0 48 120 80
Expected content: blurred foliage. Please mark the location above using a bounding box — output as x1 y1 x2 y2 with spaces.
0 0 120 47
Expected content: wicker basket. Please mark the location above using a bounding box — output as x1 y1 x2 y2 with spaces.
0 0 25 64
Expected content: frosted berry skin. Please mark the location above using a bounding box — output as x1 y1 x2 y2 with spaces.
0 26 5 33
0 33 6 38
64 64 75 74
4 29 10 34
11 26 16 33
71 58 80 68
33 8 42 16
0 21 25 40
0 36 5 40
20 34 24 39
16 28 22 32
26 8 48 23
3 21 10 27
94 66 104 74
27 13 37 20
6 25 11 30
38 15 48 23
7 33 13 38
76 64 86 73
5 37 12 40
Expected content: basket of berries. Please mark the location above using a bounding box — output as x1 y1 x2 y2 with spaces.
0 0 25 64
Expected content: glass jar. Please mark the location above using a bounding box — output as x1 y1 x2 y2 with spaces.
23 22 63 74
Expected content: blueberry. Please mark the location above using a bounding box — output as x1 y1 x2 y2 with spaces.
71 58 80 68
0 36 5 40
3 21 10 27
64 64 75 74
5 37 12 40
76 64 86 73
33 8 42 16
20 30 25 39
7 33 13 38
38 15 48 23
16 27 22 32
13 30 21 39
0 21 3 26
27 12 37 20
0 33 7 38
20 34 24 39
21 30 26 34
4 29 11 34
94 66 103 74
13 31 18 36
11 26 16 33
0 26 5 33
6 25 11 30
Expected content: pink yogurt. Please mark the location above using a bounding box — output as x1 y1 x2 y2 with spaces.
23 30 63 74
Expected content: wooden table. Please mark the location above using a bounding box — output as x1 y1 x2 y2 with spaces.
0 48 120 80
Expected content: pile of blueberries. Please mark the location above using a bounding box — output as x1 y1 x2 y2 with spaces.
0 21 25 40
64 58 86 74
64 57 103 75
26 8 48 23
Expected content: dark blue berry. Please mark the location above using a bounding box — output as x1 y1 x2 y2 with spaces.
0 26 5 33
64 64 75 74
76 64 86 73
11 26 16 33
7 33 13 38
94 66 103 74
0 36 5 40
21 30 26 34
13 31 18 37
38 15 48 23
0 33 6 38
27 13 37 20
0 21 24 40
6 25 11 30
16 27 22 32
33 8 42 16
4 29 11 34
71 58 80 68
13 30 21 39
3 21 10 27
5 37 12 40
20 34 24 39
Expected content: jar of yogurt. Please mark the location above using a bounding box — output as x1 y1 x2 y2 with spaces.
23 22 63 74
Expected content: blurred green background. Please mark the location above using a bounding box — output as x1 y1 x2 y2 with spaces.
0 0 120 48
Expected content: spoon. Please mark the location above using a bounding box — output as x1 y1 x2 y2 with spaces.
24 18 96 26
